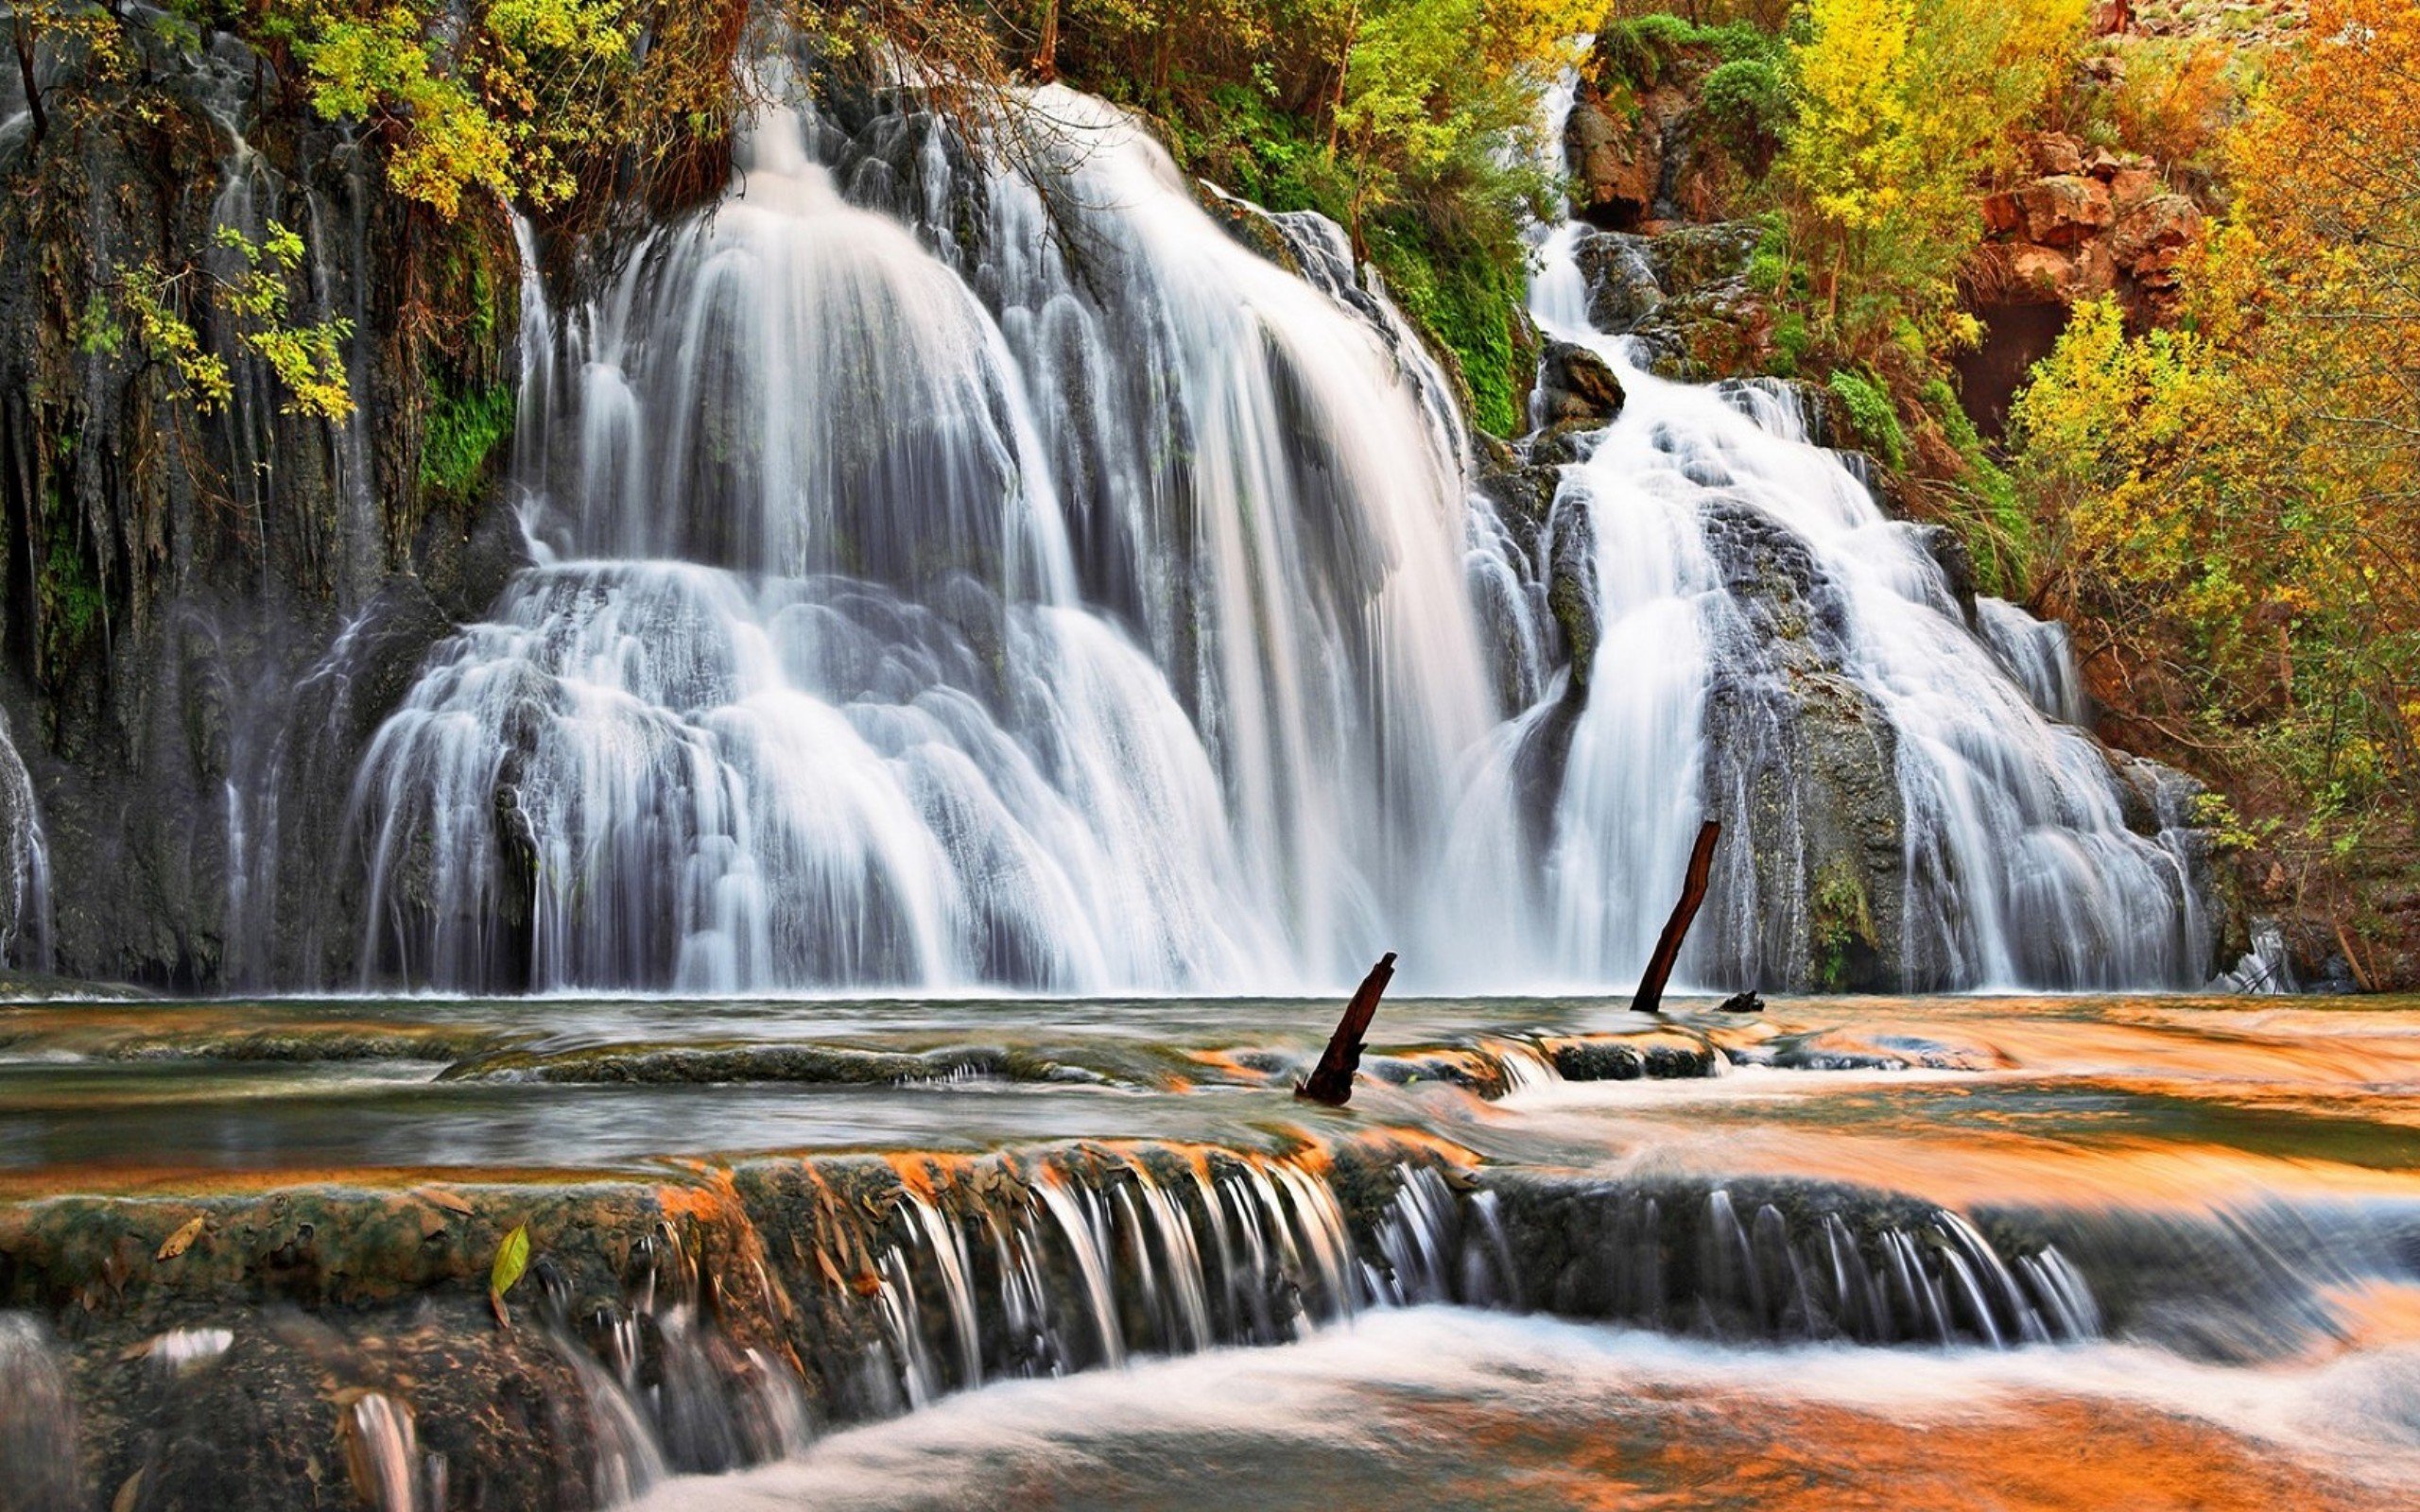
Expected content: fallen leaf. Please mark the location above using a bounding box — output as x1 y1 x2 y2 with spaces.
422 1189 475 1216
112 1469 144 1512
490 1223 530 1298
156 1215 206 1263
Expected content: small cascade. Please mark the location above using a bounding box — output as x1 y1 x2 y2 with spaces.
1495 1175 2102 1349
1509 207 2210 989
1978 598 2089 727
338 1391 424 1512
0 1314 81 1508
834 1148 1391 1416
0 709 52 971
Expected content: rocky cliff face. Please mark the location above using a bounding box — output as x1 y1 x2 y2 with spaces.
0 21 527 989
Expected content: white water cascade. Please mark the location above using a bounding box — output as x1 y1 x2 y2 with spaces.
1518 211 2207 988
346 58 2205 995
350 69 1504 992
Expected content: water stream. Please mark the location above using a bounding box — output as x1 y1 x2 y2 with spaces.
336 61 2203 998
5 991 2420 1507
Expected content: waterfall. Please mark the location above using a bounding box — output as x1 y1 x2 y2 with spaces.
344 57 2205 995
350 66 1506 993
0 710 52 971
1519 213 2207 989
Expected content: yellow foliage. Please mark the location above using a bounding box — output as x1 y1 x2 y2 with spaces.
2013 0 2420 817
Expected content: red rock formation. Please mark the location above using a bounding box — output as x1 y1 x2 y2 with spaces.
1967 132 2204 324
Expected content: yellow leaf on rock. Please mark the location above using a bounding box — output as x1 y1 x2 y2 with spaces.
156 1215 206 1262
491 1223 531 1298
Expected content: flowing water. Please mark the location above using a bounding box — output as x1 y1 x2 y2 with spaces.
330 60 2203 999
5 991 2420 1507
0 44 2370 1512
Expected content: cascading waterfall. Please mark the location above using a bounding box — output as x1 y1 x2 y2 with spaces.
0 709 52 971
1513 205 2208 989
346 52 2204 995
349 66 1501 993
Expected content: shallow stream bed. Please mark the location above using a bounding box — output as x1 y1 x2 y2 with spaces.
5 992 2418 1510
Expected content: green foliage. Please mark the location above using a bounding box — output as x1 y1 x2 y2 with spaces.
39 535 105 668
2006 4 2420 900
1773 0 2085 361
1825 365 1904 470
1369 226 1526 435
1700 54 1789 154
1920 376 2030 596
421 381 517 501
1808 857 1873 990
1599 11 1779 91
289 0 642 219
70 222 354 420
216 222 356 421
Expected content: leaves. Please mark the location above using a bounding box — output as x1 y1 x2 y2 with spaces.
1776 0 2090 358
2009 0 2420 891
155 1215 207 1262
490 1223 531 1299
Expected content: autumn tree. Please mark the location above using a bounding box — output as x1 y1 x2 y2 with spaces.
1774 0 2087 359
2011 0 2420 967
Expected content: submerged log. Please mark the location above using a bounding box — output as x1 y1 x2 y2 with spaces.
1296 953 1397 1107
1631 819 1721 1016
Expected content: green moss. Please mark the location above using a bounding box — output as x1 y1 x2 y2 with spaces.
1809 857 1875 991
1826 366 1907 471
39 537 104 668
1598 15 1783 94
1369 226 1526 438
420 381 516 504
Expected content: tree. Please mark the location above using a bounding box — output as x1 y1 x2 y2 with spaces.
2011 0 2420 936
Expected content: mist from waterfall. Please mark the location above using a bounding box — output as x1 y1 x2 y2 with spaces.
345 59 2206 995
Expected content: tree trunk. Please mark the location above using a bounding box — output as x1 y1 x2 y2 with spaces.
13 19 46 146
1631 819 1721 1016
1033 0 1059 81
1296 952 1396 1107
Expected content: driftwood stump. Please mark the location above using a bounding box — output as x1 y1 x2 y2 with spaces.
1631 819 1720 1016
1296 953 1396 1107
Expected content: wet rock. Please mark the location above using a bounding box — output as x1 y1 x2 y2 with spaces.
1915 524 1979 630
1565 85 1660 230
1195 181 1304 277
1716 991 1764 1014
1535 340 1627 426
0 30 529 993
1689 496 1912 991
1571 230 1665 332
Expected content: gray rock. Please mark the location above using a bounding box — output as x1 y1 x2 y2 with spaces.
1536 340 1627 426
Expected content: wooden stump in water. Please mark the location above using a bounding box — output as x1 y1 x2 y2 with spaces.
1296 953 1397 1108
1631 819 1721 1017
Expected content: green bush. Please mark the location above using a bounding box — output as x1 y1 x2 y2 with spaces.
1827 366 1906 470
1921 377 2031 595
1702 56 1790 154
421 381 516 503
